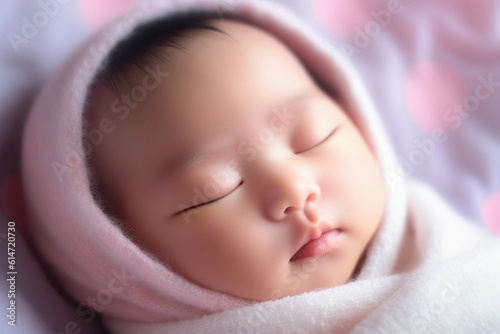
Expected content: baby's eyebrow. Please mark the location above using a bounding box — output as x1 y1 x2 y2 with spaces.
265 93 322 124
285 93 316 107
157 137 234 178
279 93 322 115
183 137 234 170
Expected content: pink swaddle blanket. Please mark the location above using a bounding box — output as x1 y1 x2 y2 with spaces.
22 1 500 333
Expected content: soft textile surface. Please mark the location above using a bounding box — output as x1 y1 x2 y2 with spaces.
1 0 500 333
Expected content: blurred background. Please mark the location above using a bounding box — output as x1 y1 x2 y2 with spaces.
1 0 499 333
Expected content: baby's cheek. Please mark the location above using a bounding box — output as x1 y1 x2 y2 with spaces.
322 127 385 226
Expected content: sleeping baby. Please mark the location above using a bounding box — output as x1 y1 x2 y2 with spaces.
22 1 500 333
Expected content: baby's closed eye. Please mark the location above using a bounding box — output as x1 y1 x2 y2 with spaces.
293 125 342 154
176 180 244 214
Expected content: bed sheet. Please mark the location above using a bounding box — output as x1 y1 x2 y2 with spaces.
1 1 499 333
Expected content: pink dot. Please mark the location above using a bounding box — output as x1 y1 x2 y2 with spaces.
311 0 383 39
440 0 497 35
0 173 27 235
406 61 468 132
480 190 500 236
79 0 140 31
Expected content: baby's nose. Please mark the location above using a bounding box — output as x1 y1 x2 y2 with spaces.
265 170 320 222
284 193 320 223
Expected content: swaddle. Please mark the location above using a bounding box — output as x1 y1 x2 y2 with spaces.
22 0 500 333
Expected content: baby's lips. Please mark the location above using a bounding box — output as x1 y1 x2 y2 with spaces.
290 228 341 262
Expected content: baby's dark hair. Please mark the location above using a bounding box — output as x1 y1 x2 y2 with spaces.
95 10 230 94
85 10 231 220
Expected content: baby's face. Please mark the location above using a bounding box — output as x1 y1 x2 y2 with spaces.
89 20 386 301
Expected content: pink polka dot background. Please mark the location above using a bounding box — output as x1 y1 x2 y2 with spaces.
406 61 468 133
0 173 27 234
79 0 140 31
311 0 383 39
480 190 500 235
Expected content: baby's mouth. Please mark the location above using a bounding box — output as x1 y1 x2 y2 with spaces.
290 229 341 262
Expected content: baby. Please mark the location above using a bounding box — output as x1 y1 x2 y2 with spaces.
85 11 386 302
22 1 500 333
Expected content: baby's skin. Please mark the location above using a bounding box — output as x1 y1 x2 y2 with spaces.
87 19 386 301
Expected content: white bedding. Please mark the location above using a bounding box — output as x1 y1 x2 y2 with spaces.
1 1 499 333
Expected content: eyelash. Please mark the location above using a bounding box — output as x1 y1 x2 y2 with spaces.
177 180 244 214
296 125 340 154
